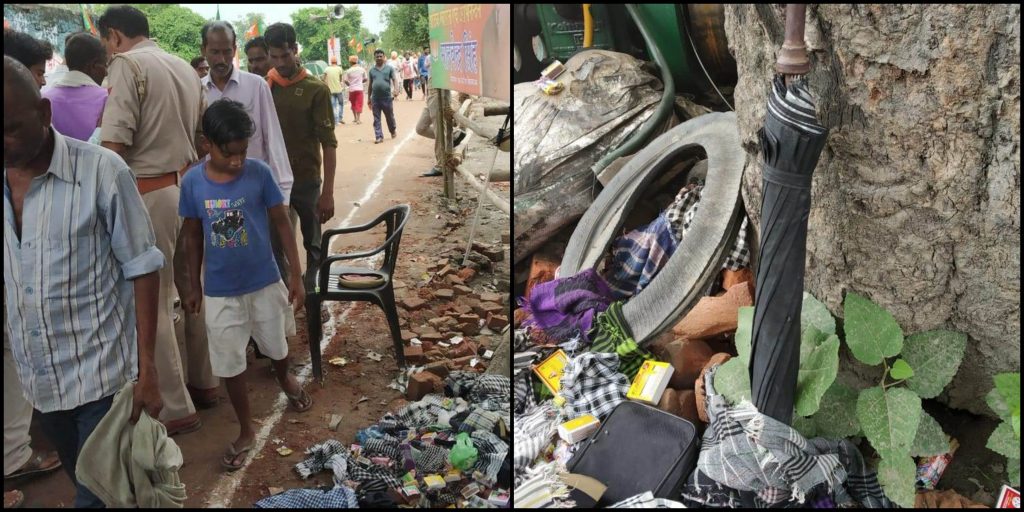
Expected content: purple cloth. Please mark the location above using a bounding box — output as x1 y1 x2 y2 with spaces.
521 268 615 344
43 84 108 141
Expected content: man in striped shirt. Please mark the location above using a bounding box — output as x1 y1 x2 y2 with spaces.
3 56 165 508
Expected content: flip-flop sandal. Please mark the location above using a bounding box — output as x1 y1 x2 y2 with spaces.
284 387 313 412
222 442 254 471
5 490 24 508
7 450 61 480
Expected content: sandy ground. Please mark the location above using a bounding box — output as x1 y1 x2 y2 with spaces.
8 89 511 508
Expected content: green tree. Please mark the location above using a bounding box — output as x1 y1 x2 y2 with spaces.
290 6 363 65
94 4 208 63
380 4 429 54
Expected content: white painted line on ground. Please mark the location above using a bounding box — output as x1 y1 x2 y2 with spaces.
205 129 416 507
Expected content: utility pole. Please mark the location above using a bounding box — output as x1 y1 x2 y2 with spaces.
435 88 456 199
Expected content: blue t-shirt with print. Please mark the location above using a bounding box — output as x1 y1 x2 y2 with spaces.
178 158 284 297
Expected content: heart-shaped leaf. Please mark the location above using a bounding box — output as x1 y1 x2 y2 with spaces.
796 334 840 417
843 292 904 366
889 359 914 380
987 421 1019 459
801 292 836 336
715 357 751 406
734 306 754 365
792 413 818 439
901 330 967 399
987 387 1013 423
856 386 922 459
877 454 917 508
813 381 862 439
994 373 1020 413
910 411 949 457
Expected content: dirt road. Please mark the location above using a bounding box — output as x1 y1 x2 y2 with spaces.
8 91 511 508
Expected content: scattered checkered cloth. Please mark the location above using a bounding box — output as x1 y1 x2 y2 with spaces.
513 402 560 478
604 213 679 300
588 301 656 381
723 216 750 271
468 375 511 404
513 370 536 414
679 365 893 508
428 489 461 506
394 395 465 429
559 352 630 422
609 491 687 508
253 485 359 508
514 460 572 508
295 439 347 479
363 438 400 460
411 443 449 473
346 457 403 490
459 408 502 434
471 430 509 482
665 184 751 272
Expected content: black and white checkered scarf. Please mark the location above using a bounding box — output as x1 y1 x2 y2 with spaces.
679 365 893 508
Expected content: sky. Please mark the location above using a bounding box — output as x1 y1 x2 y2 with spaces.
178 3 388 35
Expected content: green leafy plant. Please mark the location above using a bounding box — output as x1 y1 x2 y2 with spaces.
985 372 1020 486
716 291 968 508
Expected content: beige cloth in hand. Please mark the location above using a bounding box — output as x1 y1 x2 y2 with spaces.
76 381 186 508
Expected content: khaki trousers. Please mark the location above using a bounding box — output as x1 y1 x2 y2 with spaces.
4 332 33 476
141 184 196 421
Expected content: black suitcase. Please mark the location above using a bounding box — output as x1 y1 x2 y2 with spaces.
566 400 699 506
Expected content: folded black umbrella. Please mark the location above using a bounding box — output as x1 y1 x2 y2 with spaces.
748 75 829 425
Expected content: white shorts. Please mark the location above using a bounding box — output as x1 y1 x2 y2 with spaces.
205 280 291 378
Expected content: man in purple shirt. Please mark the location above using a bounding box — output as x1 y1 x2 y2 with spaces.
42 32 109 142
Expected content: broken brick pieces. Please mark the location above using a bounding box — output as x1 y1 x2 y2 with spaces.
654 338 714 390
695 353 732 424
456 267 476 282
451 340 480 359
672 280 754 340
478 291 503 304
407 371 444 400
721 267 754 292
473 302 503 317
403 345 426 365
401 296 427 311
486 314 509 331
526 254 559 299
434 289 455 300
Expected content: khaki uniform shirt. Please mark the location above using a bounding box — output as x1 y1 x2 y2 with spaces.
100 40 206 177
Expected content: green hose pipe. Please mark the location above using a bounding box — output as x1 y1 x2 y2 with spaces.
590 3 676 178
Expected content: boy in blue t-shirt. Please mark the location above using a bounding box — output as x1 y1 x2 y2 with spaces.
178 99 313 471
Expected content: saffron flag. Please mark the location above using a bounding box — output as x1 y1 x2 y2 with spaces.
245 22 259 40
348 37 356 48
81 4 97 35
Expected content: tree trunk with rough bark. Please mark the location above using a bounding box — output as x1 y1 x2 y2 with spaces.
723 4 1020 416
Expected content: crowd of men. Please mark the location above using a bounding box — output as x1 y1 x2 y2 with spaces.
2 4 453 508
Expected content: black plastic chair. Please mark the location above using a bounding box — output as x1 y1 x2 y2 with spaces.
305 204 410 386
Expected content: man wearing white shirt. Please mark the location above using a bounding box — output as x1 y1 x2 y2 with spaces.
176 21 298 404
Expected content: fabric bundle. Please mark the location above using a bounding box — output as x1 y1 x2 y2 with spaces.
253 486 359 508
521 268 615 344
679 365 892 508
588 301 657 380
558 352 630 421
604 213 679 300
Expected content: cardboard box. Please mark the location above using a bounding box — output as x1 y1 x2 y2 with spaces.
533 349 568 395
424 474 446 490
996 485 1020 508
626 360 674 405
557 415 600 444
